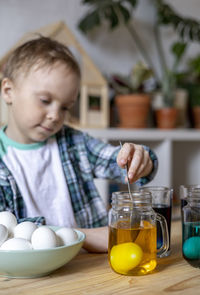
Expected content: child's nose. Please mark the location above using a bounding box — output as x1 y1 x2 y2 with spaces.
47 109 60 122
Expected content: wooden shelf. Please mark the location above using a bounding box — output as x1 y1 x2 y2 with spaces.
82 128 200 141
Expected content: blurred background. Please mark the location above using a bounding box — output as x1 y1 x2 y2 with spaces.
0 0 199 77
0 0 200 215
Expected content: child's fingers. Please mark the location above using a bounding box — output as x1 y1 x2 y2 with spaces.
117 143 153 183
117 143 133 168
127 145 144 180
135 150 150 176
129 152 153 183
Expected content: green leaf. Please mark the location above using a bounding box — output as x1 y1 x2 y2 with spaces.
118 4 131 23
121 0 138 9
81 0 105 4
189 54 200 78
104 6 119 29
155 0 200 42
81 0 94 3
171 42 187 60
78 10 101 33
78 0 139 33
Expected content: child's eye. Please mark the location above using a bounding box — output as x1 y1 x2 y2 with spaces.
62 106 68 111
40 98 50 104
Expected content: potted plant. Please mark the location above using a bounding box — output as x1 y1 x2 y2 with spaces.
188 54 200 128
78 0 200 129
153 41 188 128
178 53 200 128
109 61 153 128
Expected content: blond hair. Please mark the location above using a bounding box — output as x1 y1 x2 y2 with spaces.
3 36 81 82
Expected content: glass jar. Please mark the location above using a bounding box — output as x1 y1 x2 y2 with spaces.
108 191 169 276
180 184 200 209
182 191 200 268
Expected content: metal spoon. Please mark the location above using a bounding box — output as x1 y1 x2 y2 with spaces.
119 141 135 230
119 141 133 201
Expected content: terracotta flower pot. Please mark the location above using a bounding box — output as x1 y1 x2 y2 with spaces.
115 94 150 128
192 106 200 129
153 89 188 128
155 108 177 129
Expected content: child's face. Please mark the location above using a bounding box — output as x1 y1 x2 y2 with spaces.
1 62 79 144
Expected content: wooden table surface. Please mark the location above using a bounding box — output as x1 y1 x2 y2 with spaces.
1 220 200 295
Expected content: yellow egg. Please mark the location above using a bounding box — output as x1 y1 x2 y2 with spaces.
110 242 143 274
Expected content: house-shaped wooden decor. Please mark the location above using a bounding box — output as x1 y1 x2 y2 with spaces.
0 21 109 128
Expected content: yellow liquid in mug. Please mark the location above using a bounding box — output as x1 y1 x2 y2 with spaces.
108 221 157 275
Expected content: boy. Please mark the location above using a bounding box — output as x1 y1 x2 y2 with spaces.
0 37 157 252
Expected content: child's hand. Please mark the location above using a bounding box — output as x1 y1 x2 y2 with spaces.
79 227 108 253
117 143 153 183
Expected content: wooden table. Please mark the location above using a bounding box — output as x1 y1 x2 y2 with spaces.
1 221 200 295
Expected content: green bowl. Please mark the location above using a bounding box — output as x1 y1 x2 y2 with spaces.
0 227 85 278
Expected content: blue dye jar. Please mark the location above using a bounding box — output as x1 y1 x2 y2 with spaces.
182 191 200 268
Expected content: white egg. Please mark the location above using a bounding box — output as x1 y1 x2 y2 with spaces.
56 227 78 246
31 226 57 249
0 238 32 250
0 211 17 236
14 221 37 241
0 224 8 246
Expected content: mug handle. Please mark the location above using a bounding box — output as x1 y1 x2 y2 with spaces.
156 213 169 257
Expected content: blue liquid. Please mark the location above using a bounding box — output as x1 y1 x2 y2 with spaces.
153 205 171 250
181 199 187 209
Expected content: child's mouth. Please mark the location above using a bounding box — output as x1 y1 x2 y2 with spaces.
39 125 53 133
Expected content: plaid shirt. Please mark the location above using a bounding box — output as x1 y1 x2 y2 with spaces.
0 126 158 228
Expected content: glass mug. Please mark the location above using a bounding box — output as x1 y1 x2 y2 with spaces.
182 191 200 268
108 191 169 276
140 186 173 257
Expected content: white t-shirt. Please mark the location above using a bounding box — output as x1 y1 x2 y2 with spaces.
0 129 76 227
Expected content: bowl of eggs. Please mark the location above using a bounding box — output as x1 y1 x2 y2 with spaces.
0 211 85 278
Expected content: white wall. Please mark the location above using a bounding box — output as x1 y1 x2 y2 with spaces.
0 0 199 78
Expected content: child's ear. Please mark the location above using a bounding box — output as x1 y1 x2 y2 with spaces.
1 78 14 104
